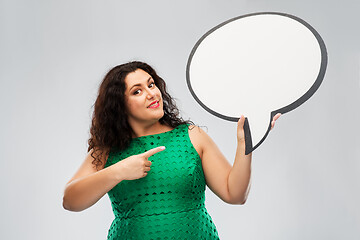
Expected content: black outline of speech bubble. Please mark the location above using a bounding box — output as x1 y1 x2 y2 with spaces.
186 12 328 154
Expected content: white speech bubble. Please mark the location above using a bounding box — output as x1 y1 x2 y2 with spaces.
186 12 327 154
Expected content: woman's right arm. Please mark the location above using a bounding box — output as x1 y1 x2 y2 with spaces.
62 149 124 212
62 146 165 212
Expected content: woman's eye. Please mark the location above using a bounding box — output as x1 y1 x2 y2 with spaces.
133 89 141 95
149 82 155 88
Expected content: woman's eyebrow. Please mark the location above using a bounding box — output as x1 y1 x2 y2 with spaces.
129 77 152 91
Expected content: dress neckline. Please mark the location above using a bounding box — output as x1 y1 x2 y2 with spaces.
132 124 184 140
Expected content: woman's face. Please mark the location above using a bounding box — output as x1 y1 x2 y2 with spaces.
124 69 164 126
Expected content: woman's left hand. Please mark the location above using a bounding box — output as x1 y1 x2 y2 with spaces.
237 113 282 142
271 113 282 130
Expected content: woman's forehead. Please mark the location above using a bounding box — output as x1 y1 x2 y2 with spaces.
125 69 151 87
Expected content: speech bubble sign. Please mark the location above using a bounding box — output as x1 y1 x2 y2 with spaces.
186 12 327 154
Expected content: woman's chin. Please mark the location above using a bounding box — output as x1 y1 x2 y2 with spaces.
145 110 164 122
154 111 165 121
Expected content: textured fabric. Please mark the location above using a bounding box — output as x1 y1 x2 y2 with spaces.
104 124 220 239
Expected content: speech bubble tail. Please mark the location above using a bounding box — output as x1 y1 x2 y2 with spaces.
244 117 253 155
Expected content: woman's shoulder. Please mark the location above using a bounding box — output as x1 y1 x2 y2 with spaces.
187 124 209 147
187 124 207 134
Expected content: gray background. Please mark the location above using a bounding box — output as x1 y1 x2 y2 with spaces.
1 0 359 239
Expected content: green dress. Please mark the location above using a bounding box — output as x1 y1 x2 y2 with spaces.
104 124 220 239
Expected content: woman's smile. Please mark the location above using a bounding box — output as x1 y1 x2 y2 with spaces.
147 100 160 109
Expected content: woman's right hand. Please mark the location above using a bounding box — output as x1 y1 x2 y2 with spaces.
115 146 166 180
63 146 165 211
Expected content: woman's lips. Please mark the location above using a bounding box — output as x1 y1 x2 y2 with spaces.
148 101 160 109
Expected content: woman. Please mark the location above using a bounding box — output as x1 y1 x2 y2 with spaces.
63 61 280 239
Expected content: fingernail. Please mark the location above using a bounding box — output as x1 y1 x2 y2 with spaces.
160 146 165 150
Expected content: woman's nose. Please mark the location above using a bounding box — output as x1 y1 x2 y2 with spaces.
146 89 156 99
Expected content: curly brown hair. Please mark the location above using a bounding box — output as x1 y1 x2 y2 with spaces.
87 61 193 170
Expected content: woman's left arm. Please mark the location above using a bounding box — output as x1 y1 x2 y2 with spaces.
189 113 281 205
227 115 252 205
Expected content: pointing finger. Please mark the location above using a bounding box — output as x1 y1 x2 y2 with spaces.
142 146 166 158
